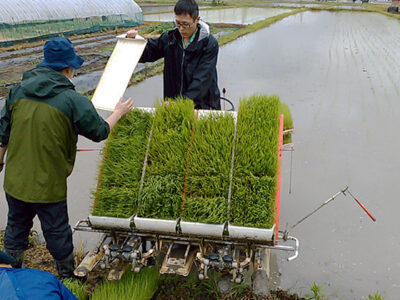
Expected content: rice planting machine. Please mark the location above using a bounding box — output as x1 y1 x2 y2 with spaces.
73 107 298 288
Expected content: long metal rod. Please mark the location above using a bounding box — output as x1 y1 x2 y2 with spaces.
227 113 238 221
139 119 154 193
347 189 376 222
290 186 348 230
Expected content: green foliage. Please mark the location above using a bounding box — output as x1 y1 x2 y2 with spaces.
183 196 228 223
157 271 220 299
182 113 234 224
368 292 384 300
231 175 276 228
137 174 183 219
138 99 194 219
146 99 195 177
187 114 234 177
100 110 153 187
62 278 88 300
92 96 293 229
234 95 280 178
230 95 280 228
93 187 139 217
91 267 159 300
305 283 325 300
92 109 153 217
140 22 175 35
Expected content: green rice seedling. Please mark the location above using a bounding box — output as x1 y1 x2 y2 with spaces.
230 175 276 228
231 95 280 228
145 99 195 177
91 267 159 300
185 175 230 198
234 95 280 178
62 278 88 300
279 102 294 144
137 99 194 219
182 113 234 224
186 113 234 177
92 186 139 217
98 109 153 188
92 109 153 217
183 196 228 224
137 174 183 220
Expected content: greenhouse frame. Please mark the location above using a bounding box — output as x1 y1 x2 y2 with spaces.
0 0 143 45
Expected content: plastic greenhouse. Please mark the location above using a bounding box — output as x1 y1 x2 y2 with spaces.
0 0 143 45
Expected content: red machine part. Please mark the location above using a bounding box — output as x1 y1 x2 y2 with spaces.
274 114 284 245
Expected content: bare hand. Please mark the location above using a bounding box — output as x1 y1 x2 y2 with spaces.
114 97 134 118
126 29 138 39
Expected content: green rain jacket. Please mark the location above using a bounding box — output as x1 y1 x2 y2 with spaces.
0 67 110 203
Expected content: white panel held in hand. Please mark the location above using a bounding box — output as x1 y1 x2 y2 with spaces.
92 34 147 111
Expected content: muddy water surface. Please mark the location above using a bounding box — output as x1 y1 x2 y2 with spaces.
127 11 400 299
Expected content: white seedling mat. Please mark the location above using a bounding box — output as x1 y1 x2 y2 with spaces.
92 34 147 111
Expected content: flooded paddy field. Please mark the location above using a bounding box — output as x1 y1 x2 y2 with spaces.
126 10 400 299
144 7 292 24
1 6 400 299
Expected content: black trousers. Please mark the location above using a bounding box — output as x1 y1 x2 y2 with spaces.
4 193 73 261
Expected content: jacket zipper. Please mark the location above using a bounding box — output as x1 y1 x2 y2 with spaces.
180 50 185 95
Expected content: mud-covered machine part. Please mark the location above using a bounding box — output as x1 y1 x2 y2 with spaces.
73 215 298 282
73 108 298 285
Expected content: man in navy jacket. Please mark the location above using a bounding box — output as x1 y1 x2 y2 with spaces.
127 0 221 109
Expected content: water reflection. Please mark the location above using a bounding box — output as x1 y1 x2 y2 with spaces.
144 7 292 25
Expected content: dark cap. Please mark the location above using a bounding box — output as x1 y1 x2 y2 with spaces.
37 37 84 71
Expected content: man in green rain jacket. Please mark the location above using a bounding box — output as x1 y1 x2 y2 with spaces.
0 37 133 279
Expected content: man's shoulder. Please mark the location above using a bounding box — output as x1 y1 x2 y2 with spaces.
198 34 218 52
207 34 218 46
61 89 90 104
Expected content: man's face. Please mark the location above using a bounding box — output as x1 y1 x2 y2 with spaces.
175 13 200 39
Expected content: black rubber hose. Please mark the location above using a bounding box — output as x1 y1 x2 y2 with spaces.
220 97 235 111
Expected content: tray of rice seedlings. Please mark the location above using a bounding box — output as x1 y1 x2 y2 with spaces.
182 113 234 224
92 109 153 217
230 95 280 229
137 99 195 220
91 267 159 300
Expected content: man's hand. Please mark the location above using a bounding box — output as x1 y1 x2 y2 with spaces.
106 97 134 130
126 29 138 39
114 97 134 118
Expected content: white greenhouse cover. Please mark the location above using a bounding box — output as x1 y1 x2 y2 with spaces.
0 0 142 24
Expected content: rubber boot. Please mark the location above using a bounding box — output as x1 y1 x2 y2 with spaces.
4 248 24 268
55 252 75 280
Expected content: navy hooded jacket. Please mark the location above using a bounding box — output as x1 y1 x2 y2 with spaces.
139 21 221 110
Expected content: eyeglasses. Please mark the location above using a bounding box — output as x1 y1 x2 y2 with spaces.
174 19 195 29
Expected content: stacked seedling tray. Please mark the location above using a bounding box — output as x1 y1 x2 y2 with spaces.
137 99 195 220
182 112 235 224
92 95 293 237
92 109 153 218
